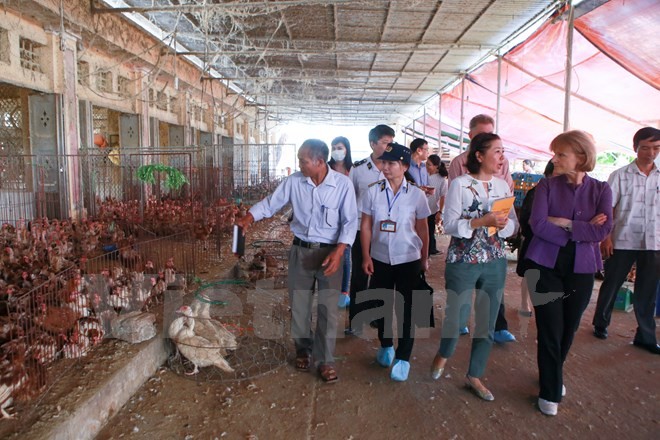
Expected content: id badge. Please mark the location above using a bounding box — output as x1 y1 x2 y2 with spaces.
380 220 397 233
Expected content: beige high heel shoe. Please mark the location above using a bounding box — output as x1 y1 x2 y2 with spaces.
430 354 445 380
465 375 494 401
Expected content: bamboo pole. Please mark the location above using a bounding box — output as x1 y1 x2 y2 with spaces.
496 52 502 133
459 76 466 152
437 93 442 154
563 1 575 132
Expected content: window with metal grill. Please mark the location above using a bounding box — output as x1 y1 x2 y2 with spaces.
0 29 9 64
156 91 167 111
192 104 204 123
19 37 41 72
77 60 89 86
97 70 113 93
118 76 131 97
215 111 225 130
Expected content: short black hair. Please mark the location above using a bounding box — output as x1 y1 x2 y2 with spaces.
466 133 501 174
410 138 428 153
368 124 395 144
633 127 660 148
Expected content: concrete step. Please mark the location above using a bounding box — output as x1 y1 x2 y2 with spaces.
11 335 170 440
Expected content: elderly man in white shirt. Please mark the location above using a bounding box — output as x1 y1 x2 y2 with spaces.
592 127 660 355
236 139 358 382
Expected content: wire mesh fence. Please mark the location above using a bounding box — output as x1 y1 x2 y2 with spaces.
166 279 289 382
0 229 207 419
1 143 298 227
196 143 298 205
0 154 65 223
0 142 299 415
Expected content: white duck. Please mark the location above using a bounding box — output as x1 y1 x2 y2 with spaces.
188 301 238 352
168 307 234 375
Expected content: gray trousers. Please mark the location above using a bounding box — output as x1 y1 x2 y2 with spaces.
288 244 343 365
592 249 659 345
438 259 506 378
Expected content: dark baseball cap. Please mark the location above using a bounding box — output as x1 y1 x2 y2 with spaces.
378 142 411 165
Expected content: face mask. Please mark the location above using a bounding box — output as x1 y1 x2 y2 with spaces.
331 149 346 162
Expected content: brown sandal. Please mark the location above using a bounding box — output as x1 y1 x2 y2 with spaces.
295 353 312 371
318 364 339 383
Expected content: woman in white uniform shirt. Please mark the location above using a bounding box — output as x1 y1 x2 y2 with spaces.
361 142 431 382
430 133 518 401
426 154 449 255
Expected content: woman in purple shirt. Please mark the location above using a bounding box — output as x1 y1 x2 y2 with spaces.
525 130 612 416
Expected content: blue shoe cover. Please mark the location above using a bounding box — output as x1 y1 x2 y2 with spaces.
390 360 410 381
376 347 395 368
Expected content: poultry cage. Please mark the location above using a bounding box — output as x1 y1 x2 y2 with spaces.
167 279 289 382
0 224 200 422
200 143 298 205
242 240 289 287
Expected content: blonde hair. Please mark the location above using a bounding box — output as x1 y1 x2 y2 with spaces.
550 130 597 172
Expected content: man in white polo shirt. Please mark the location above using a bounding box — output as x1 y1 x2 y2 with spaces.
592 127 660 355
345 124 393 335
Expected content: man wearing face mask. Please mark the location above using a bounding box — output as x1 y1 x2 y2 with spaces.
345 125 395 336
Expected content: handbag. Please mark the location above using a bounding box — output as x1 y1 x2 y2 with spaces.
415 272 435 328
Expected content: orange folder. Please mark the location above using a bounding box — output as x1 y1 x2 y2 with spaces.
487 196 515 236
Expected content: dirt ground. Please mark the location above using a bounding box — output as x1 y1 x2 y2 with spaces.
0 221 654 439
89 233 660 440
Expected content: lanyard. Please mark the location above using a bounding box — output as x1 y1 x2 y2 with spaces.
385 187 403 217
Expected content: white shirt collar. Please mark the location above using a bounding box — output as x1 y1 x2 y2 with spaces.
304 165 339 187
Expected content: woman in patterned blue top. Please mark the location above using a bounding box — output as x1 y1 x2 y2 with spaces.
429 133 518 401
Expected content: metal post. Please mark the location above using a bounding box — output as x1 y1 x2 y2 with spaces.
496 52 502 133
423 106 427 138
563 1 575 132
412 117 416 143
437 93 442 154
59 32 82 220
459 76 466 152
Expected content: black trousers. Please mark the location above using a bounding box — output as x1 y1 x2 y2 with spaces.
348 230 372 328
370 259 422 362
592 250 659 345
427 214 438 253
527 242 594 403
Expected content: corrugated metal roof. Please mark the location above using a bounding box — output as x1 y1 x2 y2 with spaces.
102 0 563 125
